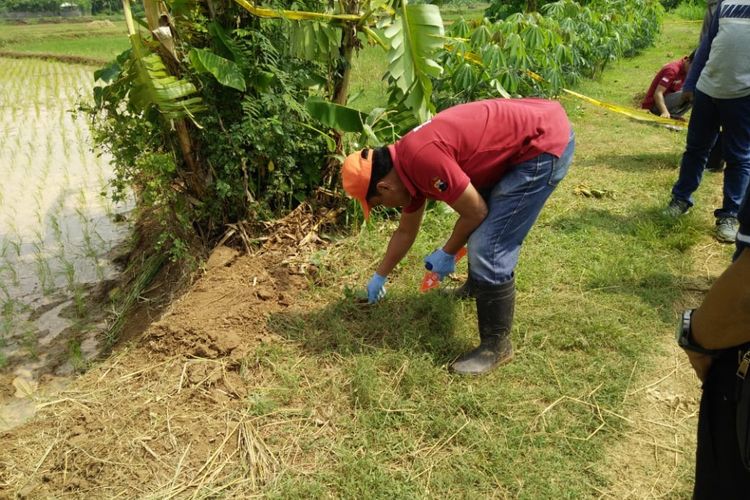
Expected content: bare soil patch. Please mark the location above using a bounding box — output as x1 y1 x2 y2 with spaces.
0 206 333 497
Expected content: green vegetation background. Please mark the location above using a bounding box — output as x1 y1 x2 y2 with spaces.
0 3 730 496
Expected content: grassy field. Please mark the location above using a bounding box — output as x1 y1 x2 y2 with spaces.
0 20 129 61
0 9 730 498
262 13 727 498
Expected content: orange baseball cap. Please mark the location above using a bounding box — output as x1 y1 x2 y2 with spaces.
341 148 374 219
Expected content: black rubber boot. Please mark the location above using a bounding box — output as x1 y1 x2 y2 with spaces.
451 279 515 375
443 263 474 300
446 276 474 300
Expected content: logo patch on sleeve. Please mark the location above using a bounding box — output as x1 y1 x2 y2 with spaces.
432 177 448 192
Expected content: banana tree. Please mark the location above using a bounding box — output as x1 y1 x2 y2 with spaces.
231 0 445 141
115 0 210 200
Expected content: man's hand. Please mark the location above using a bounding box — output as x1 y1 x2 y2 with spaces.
424 248 456 280
686 350 713 383
367 273 387 304
681 90 694 104
660 110 671 119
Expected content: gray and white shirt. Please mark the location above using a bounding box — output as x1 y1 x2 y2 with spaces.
685 0 750 99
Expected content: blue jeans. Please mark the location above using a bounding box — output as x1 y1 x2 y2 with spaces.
671 89 750 218
468 131 575 285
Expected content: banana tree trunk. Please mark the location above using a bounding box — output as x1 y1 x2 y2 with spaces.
325 0 359 187
332 23 356 105
136 0 206 201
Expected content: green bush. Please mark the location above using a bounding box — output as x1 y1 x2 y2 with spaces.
85 2 332 255
434 0 664 108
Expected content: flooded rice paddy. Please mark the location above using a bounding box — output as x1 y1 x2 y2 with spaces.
0 57 131 430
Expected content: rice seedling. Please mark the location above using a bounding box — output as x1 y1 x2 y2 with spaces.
72 285 87 318
49 213 63 244
61 256 76 291
0 56 131 370
32 244 54 296
1 259 19 288
67 337 88 373
8 239 21 259
21 322 39 360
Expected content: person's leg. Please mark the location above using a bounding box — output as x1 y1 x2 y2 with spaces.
670 89 721 207
468 133 575 285
453 132 575 375
715 95 750 219
706 131 725 172
713 96 750 242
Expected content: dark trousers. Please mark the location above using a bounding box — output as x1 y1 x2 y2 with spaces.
671 89 750 218
694 348 750 499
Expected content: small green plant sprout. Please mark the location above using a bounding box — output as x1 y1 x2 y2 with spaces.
21 321 39 360
72 285 87 318
61 257 76 291
67 337 88 373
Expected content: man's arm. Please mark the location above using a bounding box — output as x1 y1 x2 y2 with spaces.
443 184 488 255
653 85 671 118
684 0 720 95
684 248 750 380
375 203 425 277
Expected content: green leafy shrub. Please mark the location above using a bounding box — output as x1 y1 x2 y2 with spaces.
84 1 332 254
434 0 663 108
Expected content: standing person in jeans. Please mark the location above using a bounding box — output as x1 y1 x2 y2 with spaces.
700 0 725 172
664 0 750 243
340 98 574 375
641 51 695 120
679 190 750 497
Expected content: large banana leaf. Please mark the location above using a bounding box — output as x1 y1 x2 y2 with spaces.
383 4 444 123
288 21 340 62
188 48 246 91
306 97 367 133
121 0 205 120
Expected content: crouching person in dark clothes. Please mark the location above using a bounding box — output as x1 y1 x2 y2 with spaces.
679 190 750 496
340 98 575 375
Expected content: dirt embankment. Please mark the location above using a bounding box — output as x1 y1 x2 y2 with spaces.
0 50 108 65
0 206 328 497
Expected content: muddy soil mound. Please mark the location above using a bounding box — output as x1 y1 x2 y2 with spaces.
0 205 333 497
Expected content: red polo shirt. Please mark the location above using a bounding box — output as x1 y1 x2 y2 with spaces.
388 98 571 213
641 59 687 109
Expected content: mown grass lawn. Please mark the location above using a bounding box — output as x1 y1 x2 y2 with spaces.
258 14 731 498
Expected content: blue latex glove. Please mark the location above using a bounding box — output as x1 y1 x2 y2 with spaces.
367 272 387 304
424 248 455 280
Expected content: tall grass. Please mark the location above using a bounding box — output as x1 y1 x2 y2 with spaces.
674 0 707 20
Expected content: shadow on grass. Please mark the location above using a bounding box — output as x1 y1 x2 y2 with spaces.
585 150 680 173
268 291 474 367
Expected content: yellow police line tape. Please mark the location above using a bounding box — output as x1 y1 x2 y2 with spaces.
525 70 688 130
561 88 687 129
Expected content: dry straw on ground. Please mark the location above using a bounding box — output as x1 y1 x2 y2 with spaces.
0 205 338 497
